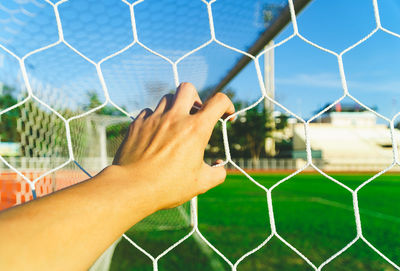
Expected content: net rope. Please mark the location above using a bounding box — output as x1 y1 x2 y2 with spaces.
0 0 399 270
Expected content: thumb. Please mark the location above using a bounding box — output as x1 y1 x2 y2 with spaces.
197 162 227 194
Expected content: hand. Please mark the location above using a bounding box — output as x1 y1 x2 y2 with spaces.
112 82 235 210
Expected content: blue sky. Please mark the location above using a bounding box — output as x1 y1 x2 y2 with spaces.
1 0 400 120
229 0 400 120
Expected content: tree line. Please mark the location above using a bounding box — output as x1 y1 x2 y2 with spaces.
0 84 293 160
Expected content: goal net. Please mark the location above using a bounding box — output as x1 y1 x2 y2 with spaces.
1 0 400 271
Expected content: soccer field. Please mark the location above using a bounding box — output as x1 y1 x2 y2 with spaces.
110 172 400 271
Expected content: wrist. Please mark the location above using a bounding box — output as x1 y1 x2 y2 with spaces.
96 165 161 216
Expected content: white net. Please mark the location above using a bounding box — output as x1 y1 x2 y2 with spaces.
1 0 400 270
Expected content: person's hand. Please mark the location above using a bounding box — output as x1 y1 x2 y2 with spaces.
111 82 235 210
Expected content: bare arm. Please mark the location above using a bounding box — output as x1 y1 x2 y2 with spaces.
0 83 235 271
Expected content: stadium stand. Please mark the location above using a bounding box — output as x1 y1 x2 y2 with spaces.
293 110 400 171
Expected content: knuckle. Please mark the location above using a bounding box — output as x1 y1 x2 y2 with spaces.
162 93 172 101
143 108 153 118
179 82 195 91
161 113 173 127
179 82 197 96
137 108 151 118
214 92 229 104
137 109 145 118
163 110 174 120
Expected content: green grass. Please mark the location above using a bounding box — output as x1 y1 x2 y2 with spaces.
110 171 400 271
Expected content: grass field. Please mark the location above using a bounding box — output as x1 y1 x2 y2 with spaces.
110 171 400 271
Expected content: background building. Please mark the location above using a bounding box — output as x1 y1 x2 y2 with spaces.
293 103 400 171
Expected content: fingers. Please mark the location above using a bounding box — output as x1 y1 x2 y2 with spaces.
198 92 235 128
136 108 153 120
153 83 203 116
197 162 227 194
154 94 174 115
173 82 202 114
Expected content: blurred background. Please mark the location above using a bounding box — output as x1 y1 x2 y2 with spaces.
1 0 400 270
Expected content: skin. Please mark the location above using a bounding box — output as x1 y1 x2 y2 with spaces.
0 82 235 271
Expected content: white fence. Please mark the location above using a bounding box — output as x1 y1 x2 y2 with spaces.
1 157 399 172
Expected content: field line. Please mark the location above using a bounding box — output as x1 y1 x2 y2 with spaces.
200 197 400 223
311 197 400 224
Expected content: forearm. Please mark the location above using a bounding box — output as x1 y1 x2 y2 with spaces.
0 165 157 271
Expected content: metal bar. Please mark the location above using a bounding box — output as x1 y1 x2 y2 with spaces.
210 0 312 96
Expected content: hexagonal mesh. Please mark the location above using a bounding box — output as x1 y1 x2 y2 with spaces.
1 0 400 271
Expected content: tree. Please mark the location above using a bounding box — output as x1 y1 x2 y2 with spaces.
0 85 20 142
273 113 292 158
204 94 273 161
231 102 271 162
84 91 125 116
203 90 290 161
